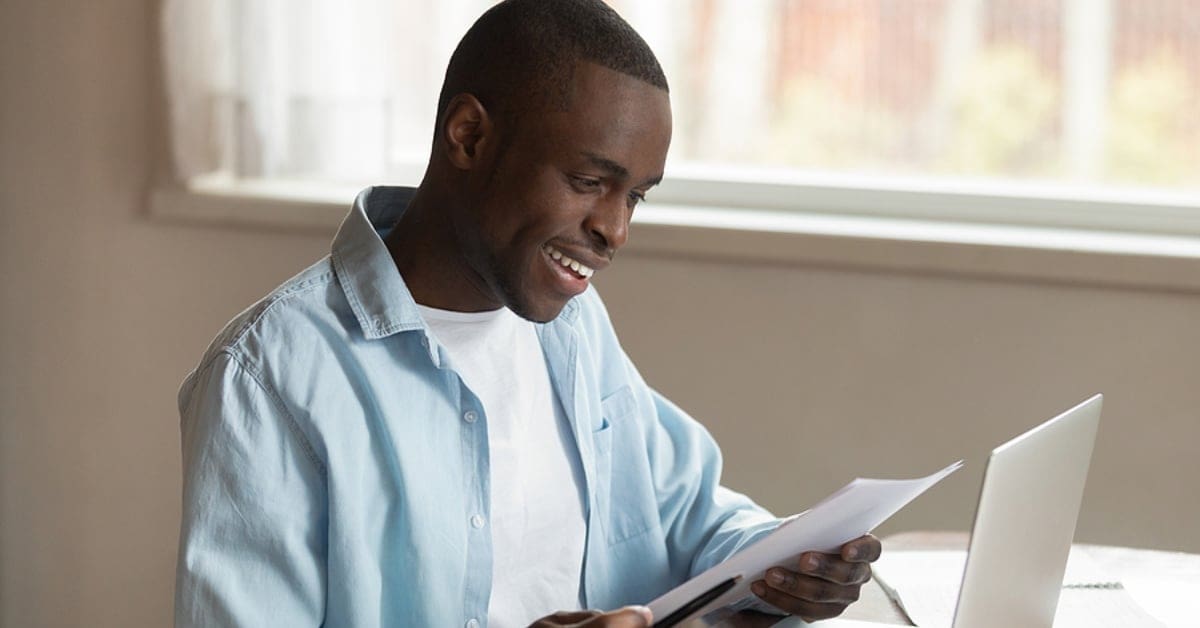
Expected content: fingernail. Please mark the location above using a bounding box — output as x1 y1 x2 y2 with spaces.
847 546 859 560
632 605 653 623
768 570 785 585
752 581 767 596
804 555 821 570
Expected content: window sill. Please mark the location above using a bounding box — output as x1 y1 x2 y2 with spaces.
148 181 1200 294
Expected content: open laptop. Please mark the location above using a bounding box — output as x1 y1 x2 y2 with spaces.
810 394 1103 628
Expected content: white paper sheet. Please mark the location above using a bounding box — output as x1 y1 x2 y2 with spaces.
872 550 1167 627
647 461 963 623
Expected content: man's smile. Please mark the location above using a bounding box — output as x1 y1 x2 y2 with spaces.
540 243 605 298
543 243 596 278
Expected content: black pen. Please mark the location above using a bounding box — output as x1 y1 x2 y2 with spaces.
653 575 743 628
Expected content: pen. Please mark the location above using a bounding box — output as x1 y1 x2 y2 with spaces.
653 575 743 628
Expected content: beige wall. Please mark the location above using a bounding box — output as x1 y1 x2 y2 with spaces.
596 254 1200 551
1 2 1196 627
1 3 327 626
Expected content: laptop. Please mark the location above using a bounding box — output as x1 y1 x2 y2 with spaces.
808 394 1103 628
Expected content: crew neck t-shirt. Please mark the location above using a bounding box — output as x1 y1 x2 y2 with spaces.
416 304 587 627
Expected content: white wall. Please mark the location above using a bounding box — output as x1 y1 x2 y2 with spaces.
1 2 1196 627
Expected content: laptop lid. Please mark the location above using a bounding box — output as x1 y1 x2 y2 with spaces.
951 394 1102 628
811 395 1103 628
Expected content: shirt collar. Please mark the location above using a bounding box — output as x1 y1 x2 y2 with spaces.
331 185 581 340
331 186 425 339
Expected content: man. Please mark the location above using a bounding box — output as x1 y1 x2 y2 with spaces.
175 1 880 626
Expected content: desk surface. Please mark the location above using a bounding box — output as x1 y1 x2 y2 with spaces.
709 531 1200 627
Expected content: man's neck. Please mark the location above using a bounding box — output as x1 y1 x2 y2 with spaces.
384 184 501 313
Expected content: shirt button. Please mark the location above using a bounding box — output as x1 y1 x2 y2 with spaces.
463 410 477 423
466 620 480 628
470 514 485 529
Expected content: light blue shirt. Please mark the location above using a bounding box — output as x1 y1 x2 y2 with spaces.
175 186 782 627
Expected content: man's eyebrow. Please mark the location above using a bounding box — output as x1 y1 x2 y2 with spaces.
582 152 630 179
582 152 663 186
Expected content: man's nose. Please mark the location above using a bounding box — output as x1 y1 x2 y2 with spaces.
584 191 630 253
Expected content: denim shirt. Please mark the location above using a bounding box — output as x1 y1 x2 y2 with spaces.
175 186 781 627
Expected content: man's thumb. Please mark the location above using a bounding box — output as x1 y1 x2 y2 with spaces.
610 605 653 626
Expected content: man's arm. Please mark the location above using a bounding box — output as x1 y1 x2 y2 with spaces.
642 387 781 577
579 288 879 620
645 384 882 621
575 287 781 577
175 351 326 627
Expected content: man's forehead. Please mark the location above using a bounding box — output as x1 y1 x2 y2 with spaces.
570 59 669 101
565 63 671 129
506 58 667 116
503 61 670 133
498 60 671 177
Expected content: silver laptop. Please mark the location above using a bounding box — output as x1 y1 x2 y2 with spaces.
812 394 1103 628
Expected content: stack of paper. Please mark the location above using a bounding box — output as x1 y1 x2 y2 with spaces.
647 461 964 623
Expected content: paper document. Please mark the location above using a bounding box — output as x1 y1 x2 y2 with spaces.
872 550 1166 627
646 460 963 623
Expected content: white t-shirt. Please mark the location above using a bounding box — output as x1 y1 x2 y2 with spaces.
417 304 587 627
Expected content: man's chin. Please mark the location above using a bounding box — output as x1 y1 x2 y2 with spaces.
506 295 570 324
494 270 576 323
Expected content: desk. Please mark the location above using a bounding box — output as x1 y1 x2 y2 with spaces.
706 531 1200 627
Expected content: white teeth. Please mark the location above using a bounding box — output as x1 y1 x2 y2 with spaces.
545 245 594 279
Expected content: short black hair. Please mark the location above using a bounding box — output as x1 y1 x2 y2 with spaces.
436 0 668 126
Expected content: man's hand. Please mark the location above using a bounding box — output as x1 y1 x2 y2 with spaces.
750 534 882 622
529 606 653 627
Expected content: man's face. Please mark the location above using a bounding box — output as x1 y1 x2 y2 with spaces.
456 62 672 322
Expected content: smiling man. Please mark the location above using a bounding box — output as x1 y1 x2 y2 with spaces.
174 1 879 627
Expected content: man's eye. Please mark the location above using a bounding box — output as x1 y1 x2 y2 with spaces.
570 176 601 191
628 191 647 207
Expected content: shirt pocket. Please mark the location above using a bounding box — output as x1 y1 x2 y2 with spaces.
591 385 657 545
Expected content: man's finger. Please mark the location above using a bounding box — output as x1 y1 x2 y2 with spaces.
764 567 865 602
795 552 873 585
582 605 653 627
530 610 601 626
751 580 850 621
842 534 883 563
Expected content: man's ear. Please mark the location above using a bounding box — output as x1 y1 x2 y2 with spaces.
440 93 493 170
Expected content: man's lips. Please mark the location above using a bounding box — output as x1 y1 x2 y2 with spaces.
543 244 605 279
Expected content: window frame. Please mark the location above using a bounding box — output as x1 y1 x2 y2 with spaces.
147 171 1200 296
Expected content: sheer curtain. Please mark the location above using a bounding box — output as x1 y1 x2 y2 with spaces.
162 1 1197 194
159 0 737 188
159 0 773 188
161 0 496 184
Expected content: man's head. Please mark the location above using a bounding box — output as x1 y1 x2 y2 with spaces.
411 0 672 323
436 0 669 134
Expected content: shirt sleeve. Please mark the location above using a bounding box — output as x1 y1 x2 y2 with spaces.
646 385 790 616
174 351 327 628
644 385 783 577
577 287 784 580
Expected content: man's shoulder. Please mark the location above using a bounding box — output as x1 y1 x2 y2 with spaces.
192 257 343 375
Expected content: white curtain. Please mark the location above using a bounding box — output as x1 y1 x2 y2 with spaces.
162 0 495 183
163 0 774 186
159 1 1200 195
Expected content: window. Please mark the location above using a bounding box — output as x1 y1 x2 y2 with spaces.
162 0 1200 232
